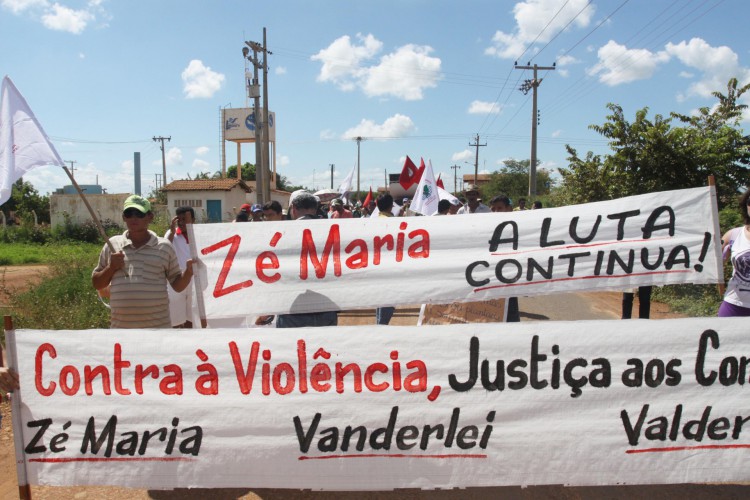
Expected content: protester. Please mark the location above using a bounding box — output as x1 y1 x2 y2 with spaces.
330 198 353 219
718 189 750 316
166 206 195 328
276 191 339 328
532 200 543 209
489 194 512 212
250 204 263 221
457 184 490 214
0 348 19 393
449 199 461 214
375 194 397 325
485 193 520 322
434 199 452 215
235 203 251 222
622 287 652 319
262 200 284 221
92 195 193 328
514 198 527 211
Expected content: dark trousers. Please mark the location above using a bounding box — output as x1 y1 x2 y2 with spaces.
622 286 652 319
376 306 396 325
506 297 520 322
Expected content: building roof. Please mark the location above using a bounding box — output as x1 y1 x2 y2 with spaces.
462 173 492 183
162 178 253 192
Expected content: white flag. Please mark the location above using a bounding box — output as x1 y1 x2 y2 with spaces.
410 159 440 216
0 76 64 206
437 186 459 205
338 165 355 204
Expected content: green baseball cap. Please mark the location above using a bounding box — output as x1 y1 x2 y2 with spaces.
123 195 151 213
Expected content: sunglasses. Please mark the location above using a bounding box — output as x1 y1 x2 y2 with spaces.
123 209 147 219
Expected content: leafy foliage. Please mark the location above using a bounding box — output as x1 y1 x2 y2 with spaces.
481 158 554 204
557 78 750 207
2 179 50 224
0 251 110 332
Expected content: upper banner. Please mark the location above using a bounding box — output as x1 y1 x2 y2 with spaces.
10 317 750 489
189 187 722 318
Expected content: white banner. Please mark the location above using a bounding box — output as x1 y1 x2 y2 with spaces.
189 187 722 319
9 317 750 489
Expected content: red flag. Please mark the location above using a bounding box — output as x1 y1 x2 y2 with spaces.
362 187 373 207
436 174 445 189
399 155 423 189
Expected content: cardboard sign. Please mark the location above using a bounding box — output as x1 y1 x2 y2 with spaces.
419 299 507 325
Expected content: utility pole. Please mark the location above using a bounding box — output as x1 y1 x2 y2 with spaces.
450 164 461 193
243 41 263 202
468 134 486 185
154 173 162 191
261 28 272 201
354 136 365 195
152 136 171 189
515 62 555 196
65 160 76 180
330 164 334 189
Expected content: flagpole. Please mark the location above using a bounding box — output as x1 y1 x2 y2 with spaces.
62 165 116 254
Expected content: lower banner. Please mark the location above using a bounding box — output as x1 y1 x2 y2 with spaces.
10 317 750 489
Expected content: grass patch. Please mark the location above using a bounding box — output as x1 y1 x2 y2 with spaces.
1 252 110 334
652 284 723 317
0 242 101 266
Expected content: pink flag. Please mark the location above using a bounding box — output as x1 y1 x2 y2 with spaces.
0 76 65 206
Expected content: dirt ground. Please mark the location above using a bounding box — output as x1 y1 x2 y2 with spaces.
1 266 748 499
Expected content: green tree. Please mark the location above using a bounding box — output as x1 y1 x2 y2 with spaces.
482 158 553 202
558 78 750 206
4 179 50 224
225 162 257 181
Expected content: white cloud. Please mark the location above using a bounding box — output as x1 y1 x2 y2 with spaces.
342 114 415 139
195 146 209 156
275 66 287 75
679 71 694 79
451 150 473 162
320 129 337 140
1 0 47 14
277 155 290 167
3 0 109 33
551 129 561 138
665 38 750 99
587 40 670 86
362 44 441 100
166 147 183 166
555 54 579 77
41 3 93 33
312 34 441 101
153 147 183 168
181 60 225 99
192 158 210 169
468 100 502 115
485 0 595 60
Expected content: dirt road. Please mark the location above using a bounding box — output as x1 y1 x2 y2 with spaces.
1 270 747 498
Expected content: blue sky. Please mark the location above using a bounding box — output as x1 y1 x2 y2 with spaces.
2 0 748 198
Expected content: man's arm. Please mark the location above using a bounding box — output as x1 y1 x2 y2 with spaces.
92 251 125 290
0 344 19 393
166 216 178 242
170 260 194 292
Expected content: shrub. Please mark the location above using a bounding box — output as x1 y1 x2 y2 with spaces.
0 253 110 332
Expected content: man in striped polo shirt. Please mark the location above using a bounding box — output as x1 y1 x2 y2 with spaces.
92 195 194 328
